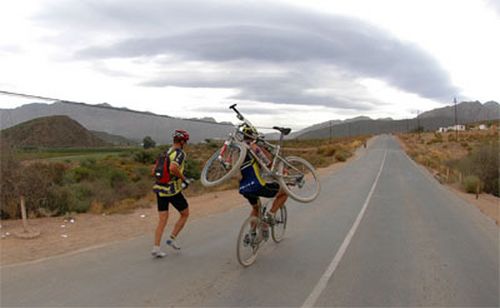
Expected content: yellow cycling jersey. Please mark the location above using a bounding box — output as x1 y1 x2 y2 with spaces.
153 148 186 197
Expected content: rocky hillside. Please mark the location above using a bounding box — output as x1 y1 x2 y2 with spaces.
0 115 109 148
0 101 233 144
293 101 499 139
419 101 499 121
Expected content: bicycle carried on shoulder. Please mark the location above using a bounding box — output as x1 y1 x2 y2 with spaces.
200 104 321 203
236 199 287 267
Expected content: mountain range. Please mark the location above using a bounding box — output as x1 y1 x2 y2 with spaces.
291 100 499 140
0 101 233 144
0 100 498 143
0 115 109 148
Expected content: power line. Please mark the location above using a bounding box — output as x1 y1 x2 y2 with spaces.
0 90 68 102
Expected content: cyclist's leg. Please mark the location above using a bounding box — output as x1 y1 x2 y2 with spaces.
154 193 170 246
270 188 288 215
257 183 287 215
243 194 260 218
170 193 189 238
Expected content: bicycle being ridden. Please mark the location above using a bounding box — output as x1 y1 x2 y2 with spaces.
201 104 320 266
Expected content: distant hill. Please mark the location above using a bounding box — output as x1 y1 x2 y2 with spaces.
90 130 138 146
0 101 233 144
293 100 499 140
0 115 109 148
419 101 499 121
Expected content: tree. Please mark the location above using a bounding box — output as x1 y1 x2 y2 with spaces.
142 136 156 149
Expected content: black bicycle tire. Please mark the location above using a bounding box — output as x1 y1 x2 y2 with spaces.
200 142 247 187
278 156 321 203
236 216 261 267
271 205 287 243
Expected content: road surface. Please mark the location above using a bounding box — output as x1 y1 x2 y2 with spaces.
1 135 498 307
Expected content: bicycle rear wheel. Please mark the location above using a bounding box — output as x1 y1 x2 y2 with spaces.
271 205 287 243
236 216 262 267
201 141 246 187
278 156 320 203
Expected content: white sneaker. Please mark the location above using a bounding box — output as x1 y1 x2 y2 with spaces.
166 239 181 250
151 249 167 258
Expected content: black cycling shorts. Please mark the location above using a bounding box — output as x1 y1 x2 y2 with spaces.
243 182 280 206
156 192 188 212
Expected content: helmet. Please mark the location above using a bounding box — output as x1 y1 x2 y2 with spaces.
242 125 258 138
173 129 190 142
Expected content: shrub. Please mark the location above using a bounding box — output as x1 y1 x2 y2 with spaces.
72 166 93 182
455 142 499 196
184 159 202 180
109 169 129 188
335 150 352 162
133 149 156 164
463 175 480 194
0 141 21 218
143 136 156 149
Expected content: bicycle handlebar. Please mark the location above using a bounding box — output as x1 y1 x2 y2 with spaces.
229 104 244 121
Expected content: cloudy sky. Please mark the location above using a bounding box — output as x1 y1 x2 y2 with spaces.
0 0 499 130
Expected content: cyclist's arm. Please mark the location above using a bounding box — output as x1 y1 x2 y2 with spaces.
251 142 272 167
169 162 186 181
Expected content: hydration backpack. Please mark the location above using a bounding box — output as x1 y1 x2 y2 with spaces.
152 151 171 185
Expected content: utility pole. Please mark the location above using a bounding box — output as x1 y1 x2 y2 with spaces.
329 120 332 143
417 110 421 136
454 97 458 140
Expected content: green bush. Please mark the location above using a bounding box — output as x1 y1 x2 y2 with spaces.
109 169 129 188
133 149 157 164
184 159 202 180
72 166 93 182
335 150 351 162
463 175 480 194
455 142 499 196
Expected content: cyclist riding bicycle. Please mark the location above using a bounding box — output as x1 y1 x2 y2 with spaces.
239 125 288 230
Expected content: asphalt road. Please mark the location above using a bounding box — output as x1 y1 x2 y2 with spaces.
1 135 498 307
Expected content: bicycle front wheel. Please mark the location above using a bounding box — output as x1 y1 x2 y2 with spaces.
200 141 246 187
278 156 320 203
271 205 287 243
236 216 262 267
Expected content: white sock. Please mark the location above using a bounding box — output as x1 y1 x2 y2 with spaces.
152 245 161 252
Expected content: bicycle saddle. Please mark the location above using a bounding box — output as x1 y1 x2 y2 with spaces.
272 126 292 135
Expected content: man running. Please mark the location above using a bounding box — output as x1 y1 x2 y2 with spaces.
151 129 191 258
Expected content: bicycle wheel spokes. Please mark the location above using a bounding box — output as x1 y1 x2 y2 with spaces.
271 206 287 243
201 142 246 187
279 156 320 203
236 216 261 267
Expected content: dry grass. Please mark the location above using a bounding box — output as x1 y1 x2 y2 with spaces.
398 129 499 191
2 136 370 218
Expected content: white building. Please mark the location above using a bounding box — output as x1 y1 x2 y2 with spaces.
448 125 466 131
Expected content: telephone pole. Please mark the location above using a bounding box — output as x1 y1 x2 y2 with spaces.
329 120 332 143
454 97 458 140
417 110 421 136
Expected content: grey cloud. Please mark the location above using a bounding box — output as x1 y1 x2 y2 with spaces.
141 69 376 110
192 105 283 116
36 0 459 106
485 0 500 15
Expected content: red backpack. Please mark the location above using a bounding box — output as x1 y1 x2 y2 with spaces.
152 151 171 185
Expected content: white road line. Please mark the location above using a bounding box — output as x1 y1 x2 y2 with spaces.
302 150 388 308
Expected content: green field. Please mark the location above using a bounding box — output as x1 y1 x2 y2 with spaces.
15 147 137 161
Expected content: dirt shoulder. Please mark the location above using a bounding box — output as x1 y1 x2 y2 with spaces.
0 145 363 266
397 135 499 226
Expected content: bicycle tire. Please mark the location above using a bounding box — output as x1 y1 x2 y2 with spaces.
236 216 262 267
278 156 320 203
271 205 287 243
200 141 247 187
